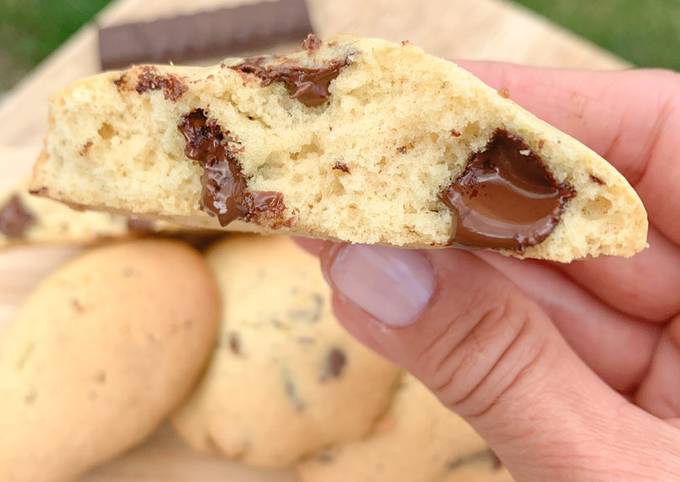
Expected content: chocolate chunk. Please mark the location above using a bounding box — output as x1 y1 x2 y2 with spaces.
302 33 321 52
98 0 314 70
0 195 35 239
178 109 286 226
319 347 346 382
134 66 187 101
439 130 575 251
231 57 348 107
450 129 461 138
332 161 350 173
228 332 241 355
126 217 155 233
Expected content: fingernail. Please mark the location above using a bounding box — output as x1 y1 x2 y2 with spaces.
329 245 435 327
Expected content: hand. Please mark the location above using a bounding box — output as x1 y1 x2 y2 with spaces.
298 64 680 481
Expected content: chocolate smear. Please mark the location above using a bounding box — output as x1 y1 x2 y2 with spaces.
0 195 35 239
439 130 575 251
135 66 187 101
319 347 346 382
178 109 285 226
231 57 348 107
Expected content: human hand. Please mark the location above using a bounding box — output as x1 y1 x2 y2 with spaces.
298 64 680 481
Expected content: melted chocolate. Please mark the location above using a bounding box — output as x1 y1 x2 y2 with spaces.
439 130 574 250
178 109 285 226
231 57 347 107
0 195 35 239
135 66 187 101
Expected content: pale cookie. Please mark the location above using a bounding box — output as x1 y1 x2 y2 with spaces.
0 240 220 482
30 35 646 261
0 179 183 248
297 375 514 482
172 235 401 468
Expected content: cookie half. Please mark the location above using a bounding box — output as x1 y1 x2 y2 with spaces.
30 35 647 261
172 235 401 468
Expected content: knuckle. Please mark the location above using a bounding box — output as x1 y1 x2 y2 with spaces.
412 294 549 419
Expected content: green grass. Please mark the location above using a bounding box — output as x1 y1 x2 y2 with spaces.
0 0 112 90
513 0 680 70
0 0 679 92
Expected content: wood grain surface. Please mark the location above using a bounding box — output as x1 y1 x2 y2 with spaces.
0 0 626 480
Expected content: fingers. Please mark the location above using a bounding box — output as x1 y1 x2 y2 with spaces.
476 251 659 393
458 61 680 246
635 315 680 419
560 227 680 322
319 243 673 480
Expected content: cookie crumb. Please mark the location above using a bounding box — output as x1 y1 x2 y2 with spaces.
401 40 410 46
498 87 510 98
450 129 461 138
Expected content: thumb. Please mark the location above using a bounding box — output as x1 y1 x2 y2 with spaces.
319 244 670 481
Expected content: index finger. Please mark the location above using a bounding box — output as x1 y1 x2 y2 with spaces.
457 61 680 246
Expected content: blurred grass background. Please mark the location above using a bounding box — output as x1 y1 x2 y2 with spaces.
0 0 679 92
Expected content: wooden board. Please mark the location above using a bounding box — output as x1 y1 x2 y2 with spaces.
0 0 627 480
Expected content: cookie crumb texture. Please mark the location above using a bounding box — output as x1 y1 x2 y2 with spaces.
31 35 647 261
0 240 220 482
297 376 515 482
172 236 401 468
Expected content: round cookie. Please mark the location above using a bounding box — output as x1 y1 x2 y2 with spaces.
172 235 401 468
0 240 220 482
297 375 514 482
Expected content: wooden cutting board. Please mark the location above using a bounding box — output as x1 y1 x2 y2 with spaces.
0 0 626 480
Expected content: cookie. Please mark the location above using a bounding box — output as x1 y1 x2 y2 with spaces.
172 235 401 468
0 178 182 248
297 375 514 482
30 35 646 261
0 240 220 482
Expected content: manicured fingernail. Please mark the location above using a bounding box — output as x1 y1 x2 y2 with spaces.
329 245 435 327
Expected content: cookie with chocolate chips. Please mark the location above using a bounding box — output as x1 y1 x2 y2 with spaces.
172 235 401 468
30 35 646 261
297 375 515 482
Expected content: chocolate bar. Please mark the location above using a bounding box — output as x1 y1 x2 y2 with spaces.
98 0 314 70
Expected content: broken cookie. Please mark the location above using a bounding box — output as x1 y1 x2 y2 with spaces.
30 35 647 261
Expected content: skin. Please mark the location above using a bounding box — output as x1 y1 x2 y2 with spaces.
297 64 680 481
